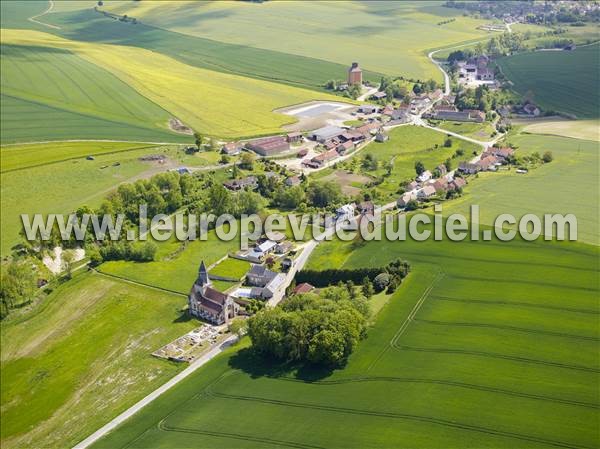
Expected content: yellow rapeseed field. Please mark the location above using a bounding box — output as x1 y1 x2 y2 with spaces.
1 29 344 138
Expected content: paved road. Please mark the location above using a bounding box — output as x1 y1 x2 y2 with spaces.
73 335 238 449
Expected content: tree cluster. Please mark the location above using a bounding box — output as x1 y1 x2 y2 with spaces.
247 286 369 366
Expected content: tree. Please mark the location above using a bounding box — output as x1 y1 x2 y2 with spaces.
228 318 247 339
194 132 203 150
307 181 342 208
274 185 306 210
414 161 425 175
0 261 37 317
239 152 256 170
542 151 554 163
444 137 453 147
62 250 75 279
220 154 230 164
373 273 391 292
444 158 452 171
208 183 234 216
362 277 375 298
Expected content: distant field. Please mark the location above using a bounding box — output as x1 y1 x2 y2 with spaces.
0 272 195 449
521 119 599 142
104 0 490 81
93 232 599 449
2 29 345 139
444 133 599 245
0 43 189 143
0 141 155 172
41 8 383 90
497 43 600 119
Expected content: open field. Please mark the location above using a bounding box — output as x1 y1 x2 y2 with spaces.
0 143 219 255
99 233 241 295
91 228 599 449
434 120 496 140
2 29 345 139
521 119 599 142
209 257 251 281
0 43 189 143
104 1 491 81
0 271 195 449
497 43 600 119
40 8 383 90
444 133 599 245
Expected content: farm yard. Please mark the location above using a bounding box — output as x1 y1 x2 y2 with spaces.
0 272 196 449
319 170 373 196
497 43 600 119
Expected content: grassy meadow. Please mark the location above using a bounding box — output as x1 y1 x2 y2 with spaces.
444 132 599 245
0 271 196 449
0 142 220 255
104 0 490 81
521 119 599 142
497 43 600 119
434 120 496 140
0 43 189 144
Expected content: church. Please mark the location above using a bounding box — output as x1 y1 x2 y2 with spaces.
188 261 238 325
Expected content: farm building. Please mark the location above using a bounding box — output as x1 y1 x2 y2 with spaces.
397 192 417 208
417 170 432 182
284 175 301 187
294 283 315 294
418 185 437 199
223 176 258 191
449 177 466 190
358 201 375 216
375 131 389 142
306 149 339 168
247 240 277 262
246 136 290 156
371 91 387 101
357 104 379 114
337 140 355 154
431 109 485 123
188 261 239 325
221 142 243 155
347 62 362 85
308 125 345 143
287 132 303 143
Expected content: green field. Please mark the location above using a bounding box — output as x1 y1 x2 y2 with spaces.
0 43 189 143
497 43 600 119
521 119 600 142
0 142 220 255
209 257 251 281
444 133 599 245
91 230 599 449
99 232 241 295
0 271 195 449
435 120 496 139
104 0 490 81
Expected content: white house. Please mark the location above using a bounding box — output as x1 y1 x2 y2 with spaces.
336 204 355 221
417 170 432 183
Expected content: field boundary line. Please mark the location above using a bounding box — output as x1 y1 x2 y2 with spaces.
28 0 60 29
395 346 600 373
413 319 600 342
0 144 162 174
92 269 186 298
204 391 593 449
430 295 600 315
263 374 599 409
366 270 445 372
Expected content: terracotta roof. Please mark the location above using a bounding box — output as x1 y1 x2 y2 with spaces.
294 283 315 294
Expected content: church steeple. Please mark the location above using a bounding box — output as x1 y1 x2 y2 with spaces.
196 260 210 286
